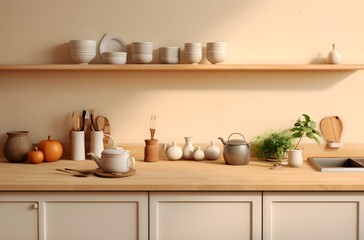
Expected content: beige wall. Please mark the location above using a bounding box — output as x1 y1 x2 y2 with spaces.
1 0 364 153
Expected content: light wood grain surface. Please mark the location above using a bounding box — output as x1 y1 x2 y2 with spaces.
0 64 363 71
1 144 364 191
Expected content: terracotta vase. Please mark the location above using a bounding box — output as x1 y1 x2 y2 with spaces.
3 131 33 163
144 139 159 162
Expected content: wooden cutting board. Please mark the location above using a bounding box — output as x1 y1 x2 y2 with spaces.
320 116 343 143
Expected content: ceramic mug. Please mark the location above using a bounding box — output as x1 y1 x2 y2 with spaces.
101 154 136 173
287 149 303 167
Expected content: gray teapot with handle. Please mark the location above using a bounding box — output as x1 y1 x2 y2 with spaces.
218 133 250 165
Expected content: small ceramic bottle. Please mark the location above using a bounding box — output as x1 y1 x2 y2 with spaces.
164 141 183 160
204 141 221 160
193 146 205 160
182 136 194 160
327 43 341 64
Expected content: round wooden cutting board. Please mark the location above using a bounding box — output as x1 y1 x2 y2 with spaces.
320 116 343 143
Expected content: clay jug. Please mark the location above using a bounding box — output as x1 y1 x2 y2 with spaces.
3 131 33 163
144 139 159 162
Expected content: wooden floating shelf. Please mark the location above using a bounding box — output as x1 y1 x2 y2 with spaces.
0 64 364 71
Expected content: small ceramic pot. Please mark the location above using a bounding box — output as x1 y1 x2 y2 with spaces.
193 146 205 160
3 131 33 163
164 141 183 160
204 141 221 160
287 149 303 167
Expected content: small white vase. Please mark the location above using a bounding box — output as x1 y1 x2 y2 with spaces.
193 146 205 160
164 141 183 160
204 141 221 160
183 136 194 160
327 43 341 64
287 149 303 167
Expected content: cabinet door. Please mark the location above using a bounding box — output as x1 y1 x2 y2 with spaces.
42 192 148 240
150 192 262 240
0 201 38 240
263 192 364 240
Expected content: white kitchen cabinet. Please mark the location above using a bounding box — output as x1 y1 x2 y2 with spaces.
263 192 364 240
0 201 38 240
0 192 148 240
150 192 262 240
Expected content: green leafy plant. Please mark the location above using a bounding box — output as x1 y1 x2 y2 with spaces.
253 130 294 162
290 114 321 149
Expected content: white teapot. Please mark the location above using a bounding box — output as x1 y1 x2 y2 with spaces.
164 141 183 160
88 147 135 173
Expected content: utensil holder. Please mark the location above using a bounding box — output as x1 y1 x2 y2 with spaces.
144 139 159 162
71 131 85 160
90 130 104 158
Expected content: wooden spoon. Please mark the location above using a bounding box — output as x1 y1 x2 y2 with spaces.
72 111 79 131
95 116 105 131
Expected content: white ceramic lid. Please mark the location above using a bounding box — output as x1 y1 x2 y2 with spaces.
102 147 128 155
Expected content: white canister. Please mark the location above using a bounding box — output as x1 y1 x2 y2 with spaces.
287 149 303 167
71 131 85 160
90 130 104 158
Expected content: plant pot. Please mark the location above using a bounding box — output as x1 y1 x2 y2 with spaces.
287 149 303 167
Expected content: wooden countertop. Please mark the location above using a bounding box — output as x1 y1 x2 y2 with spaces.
1 155 364 191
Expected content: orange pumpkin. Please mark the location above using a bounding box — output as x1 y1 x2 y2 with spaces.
38 135 63 162
27 147 44 164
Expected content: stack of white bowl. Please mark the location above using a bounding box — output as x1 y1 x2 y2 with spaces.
102 52 127 64
132 42 153 64
184 43 202 64
69 40 96 64
206 42 227 64
159 47 180 64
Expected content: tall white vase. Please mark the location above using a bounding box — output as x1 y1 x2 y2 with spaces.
182 137 194 160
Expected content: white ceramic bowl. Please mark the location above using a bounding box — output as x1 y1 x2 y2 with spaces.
206 52 226 64
184 52 202 64
102 56 127 64
102 52 127 64
102 52 127 57
132 54 153 64
70 53 96 64
160 57 179 64
69 40 96 46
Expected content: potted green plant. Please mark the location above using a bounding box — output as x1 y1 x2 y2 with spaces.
253 130 294 164
288 114 321 167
